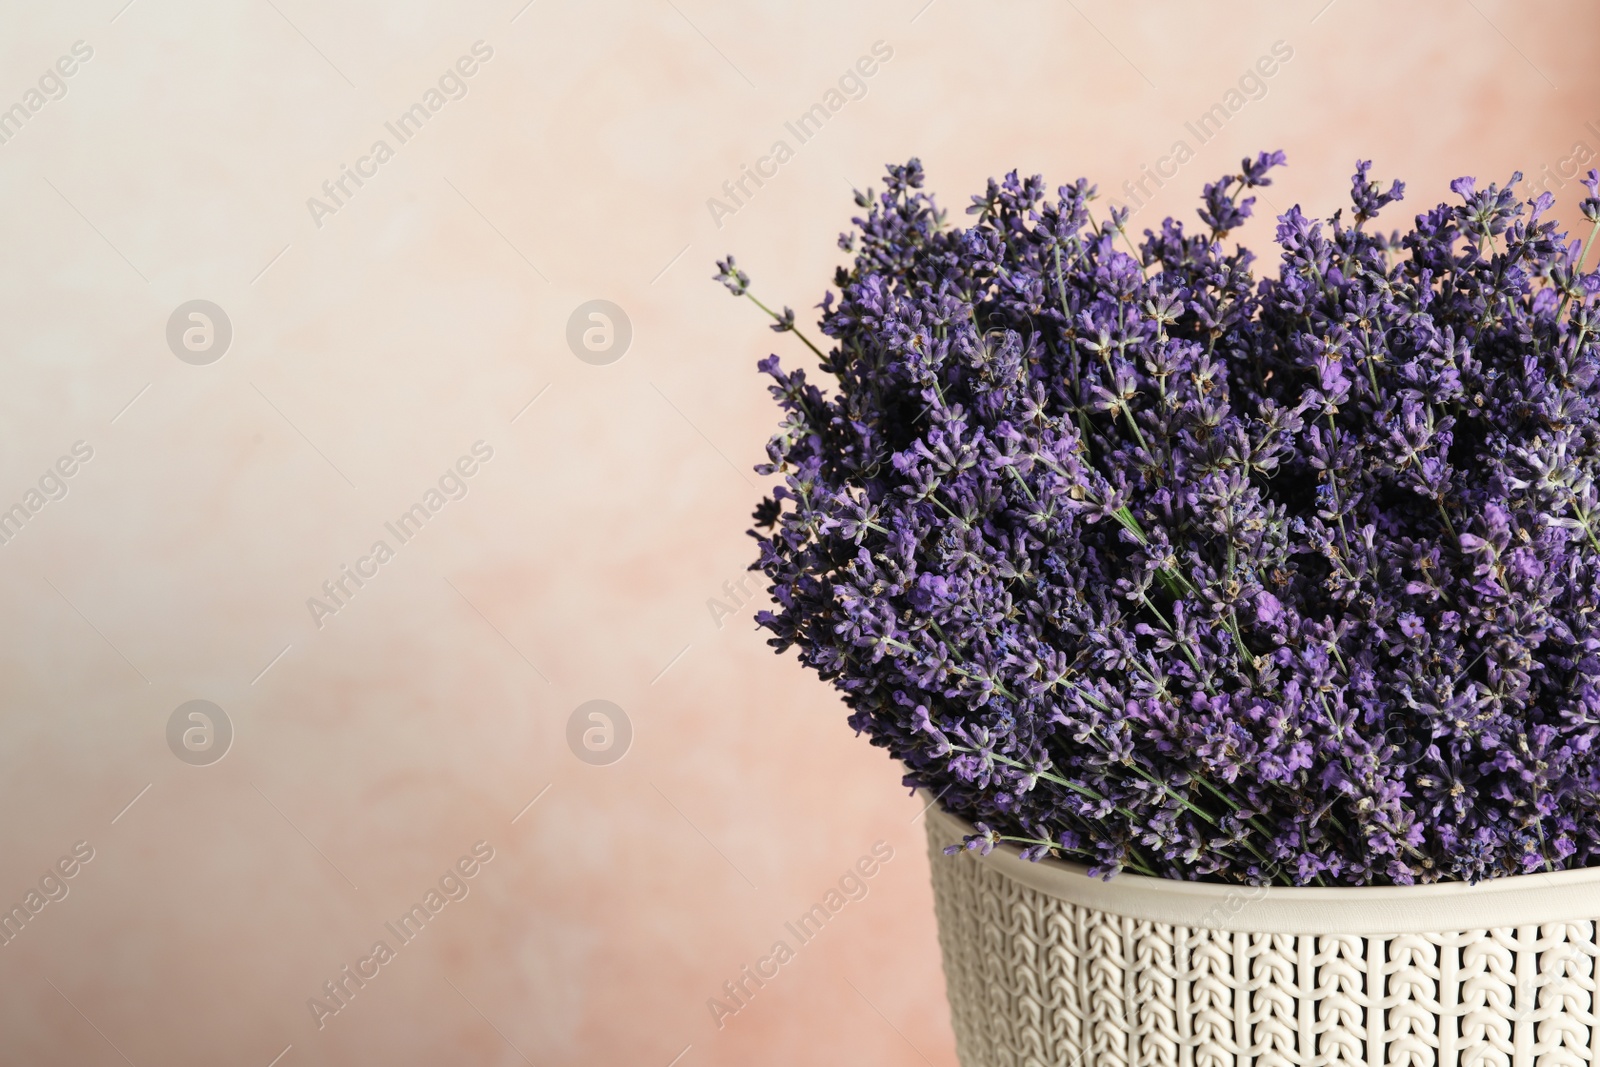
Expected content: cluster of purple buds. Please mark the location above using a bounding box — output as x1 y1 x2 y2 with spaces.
718 155 1600 886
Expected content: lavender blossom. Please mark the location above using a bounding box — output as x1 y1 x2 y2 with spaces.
720 157 1600 887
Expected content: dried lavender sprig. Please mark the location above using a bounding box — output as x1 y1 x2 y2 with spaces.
722 154 1600 886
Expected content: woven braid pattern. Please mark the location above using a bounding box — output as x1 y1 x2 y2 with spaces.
925 823 1600 1066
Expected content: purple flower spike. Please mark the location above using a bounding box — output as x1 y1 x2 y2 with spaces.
719 154 1600 888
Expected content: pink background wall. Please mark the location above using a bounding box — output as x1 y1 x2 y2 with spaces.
1 1 1598 1063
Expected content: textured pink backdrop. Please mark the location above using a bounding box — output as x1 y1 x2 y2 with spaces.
1 1 1598 1064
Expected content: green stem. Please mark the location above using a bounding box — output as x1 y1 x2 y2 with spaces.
1004 464 1037 502
1189 777 1308 885
1569 497 1600 556
967 747 1289 884
992 834 1160 877
1436 504 1458 542
1140 593 1201 673
1574 219 1600 283
744 292 828 361
926 491 966 528
1111 214 1148 275
1323 415 1355 555
882 638 1017 701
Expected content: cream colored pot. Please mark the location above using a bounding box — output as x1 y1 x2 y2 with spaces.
924 800 1600 1066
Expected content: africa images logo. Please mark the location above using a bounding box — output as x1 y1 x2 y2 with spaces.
305 41 494 229
307 841 495 1030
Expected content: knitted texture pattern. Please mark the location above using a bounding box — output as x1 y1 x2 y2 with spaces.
926 817 1600 1066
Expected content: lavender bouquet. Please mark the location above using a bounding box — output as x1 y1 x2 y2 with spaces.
718 155 1600 887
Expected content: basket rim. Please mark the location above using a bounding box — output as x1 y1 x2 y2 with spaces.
923 792 1600 934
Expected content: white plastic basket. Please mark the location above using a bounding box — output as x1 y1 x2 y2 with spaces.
924 799 1600 1066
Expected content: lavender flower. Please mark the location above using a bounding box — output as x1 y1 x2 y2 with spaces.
720 156 1600 887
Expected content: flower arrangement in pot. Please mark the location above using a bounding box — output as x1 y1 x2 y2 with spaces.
718 154 1600 1065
